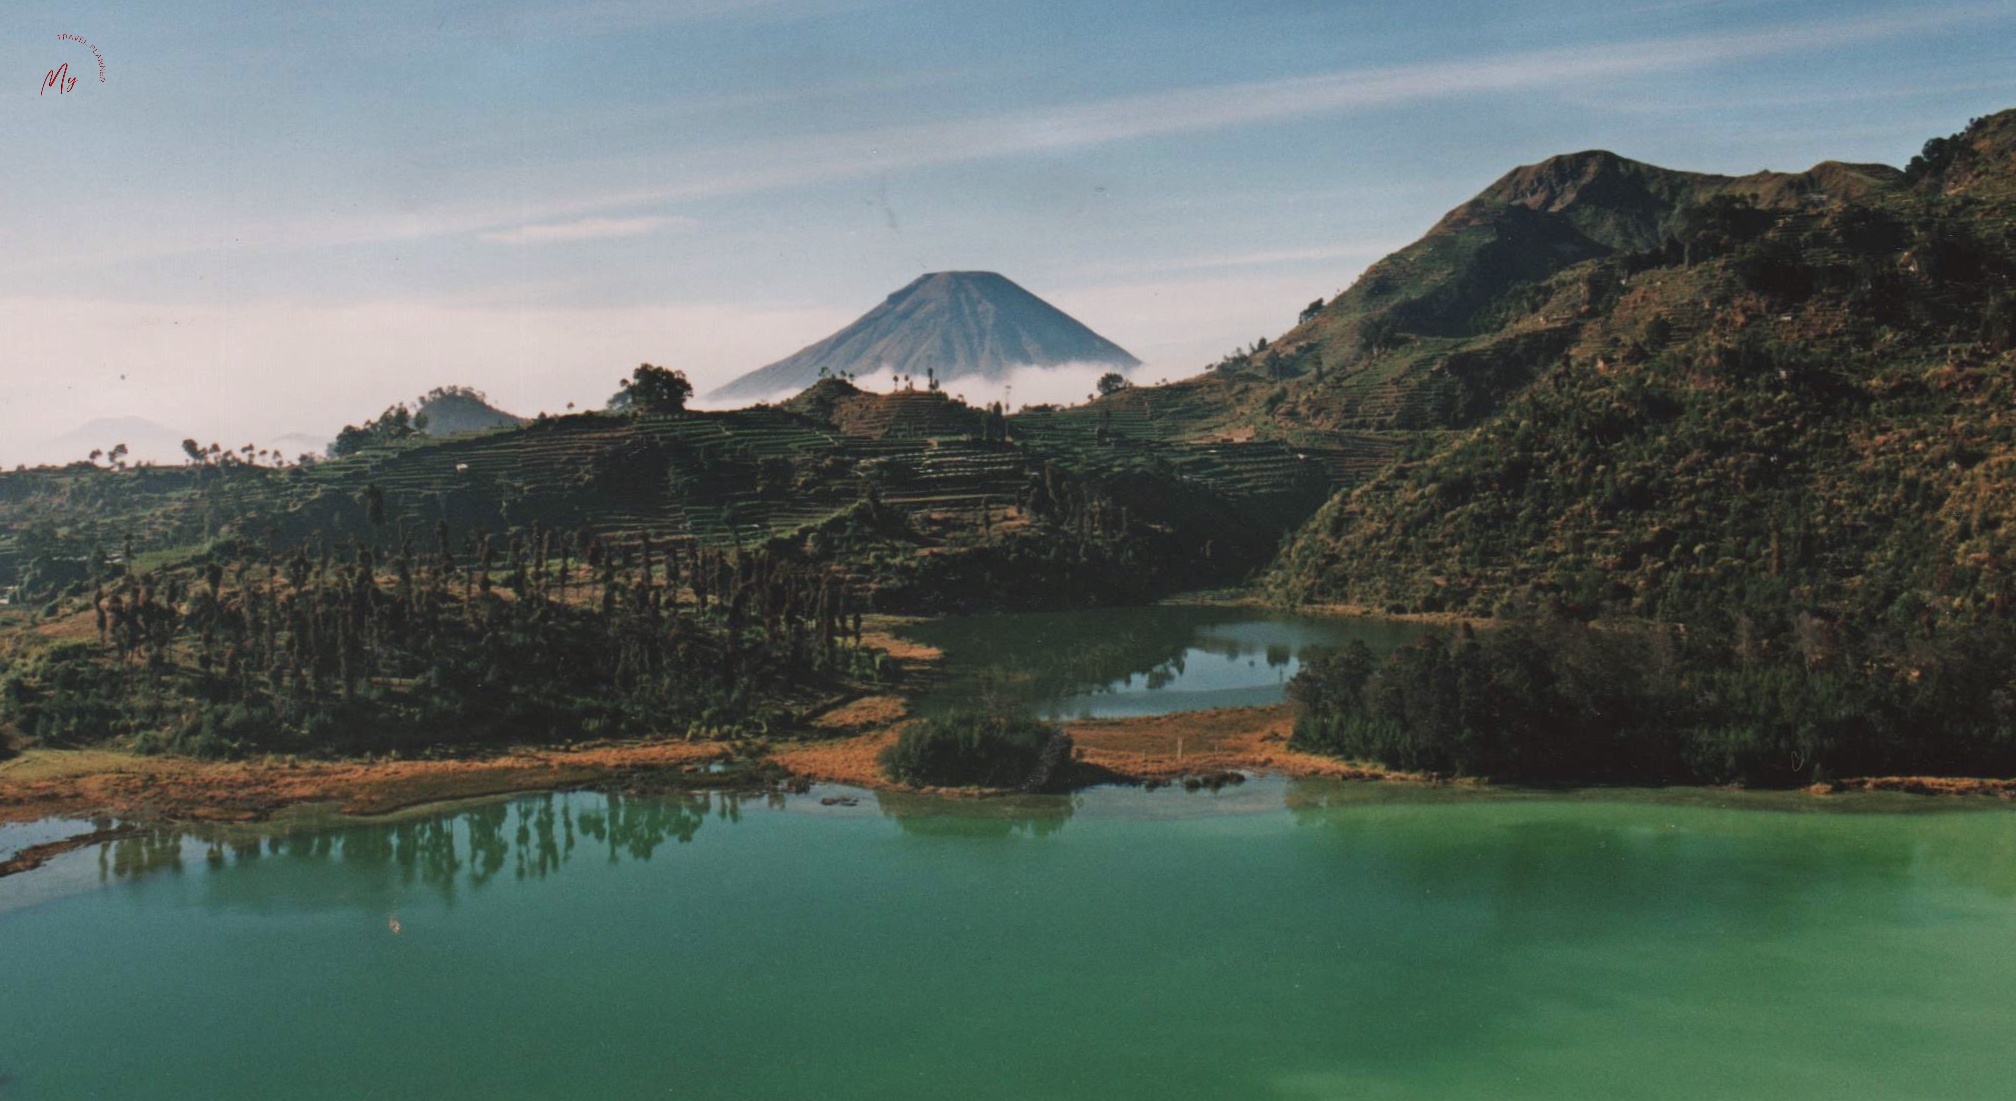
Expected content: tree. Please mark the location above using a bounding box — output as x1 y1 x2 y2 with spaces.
1095 372 1129 397
182 439 205 465
1299 297 1326 325
617 363 693 415
329 405 422 458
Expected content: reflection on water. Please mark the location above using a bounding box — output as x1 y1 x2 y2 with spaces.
900 605 1424 719
877 790 1075 839
8 780 2016 1101
82 790 768 905
52 780 2016 908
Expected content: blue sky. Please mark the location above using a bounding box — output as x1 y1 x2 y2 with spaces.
5 0 2015 462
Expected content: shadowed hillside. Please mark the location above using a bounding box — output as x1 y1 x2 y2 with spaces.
1268 110 2016 635
0 379 1343 617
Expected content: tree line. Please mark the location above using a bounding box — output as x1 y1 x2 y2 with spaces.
3 519 884 758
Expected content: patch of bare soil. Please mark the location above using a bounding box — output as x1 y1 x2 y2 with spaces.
810 695 909 732
1061 705 1421 783
769 731 900 788
0 740 728 828
1816 776 2016 798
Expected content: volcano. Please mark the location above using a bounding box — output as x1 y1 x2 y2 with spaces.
708 271 1140 402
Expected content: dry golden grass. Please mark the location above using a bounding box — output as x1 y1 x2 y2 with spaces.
0 740 726 825
769 731 901 788
1062 705 1414 782
811 695 908 732
30 609 100 642
858 629 941 664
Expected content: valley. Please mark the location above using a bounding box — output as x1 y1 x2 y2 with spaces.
6 111 2016 807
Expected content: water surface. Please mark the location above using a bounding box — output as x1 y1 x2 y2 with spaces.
899 604 1422 718
4 780 2015 1100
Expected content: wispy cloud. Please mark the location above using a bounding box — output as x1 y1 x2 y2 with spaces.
49 0 2014 266
1558 74 2016 116
389 4 2016 228
477 215 697 244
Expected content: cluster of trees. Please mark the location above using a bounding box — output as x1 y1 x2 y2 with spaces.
330 405 427 458
182 439 304 469
610 364 694 414
86 443 130 469
1209 336 1275 373
0 522 885 758
1289 617 2016 786
879 709 1061 788
1904 115 1986 183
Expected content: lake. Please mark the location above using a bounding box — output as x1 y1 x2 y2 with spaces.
898 604 1424 718
5 779 2016 1099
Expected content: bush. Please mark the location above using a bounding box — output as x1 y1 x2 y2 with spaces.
880 710 1057 787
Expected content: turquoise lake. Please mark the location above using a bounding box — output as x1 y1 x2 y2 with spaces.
5 779 2016 1100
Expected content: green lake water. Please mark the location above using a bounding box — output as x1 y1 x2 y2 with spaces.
6 779 2016 1100
899 605 1423 717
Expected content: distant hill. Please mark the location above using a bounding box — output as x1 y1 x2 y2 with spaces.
31 417 190 468
415 386 528 437
709 271 1140 402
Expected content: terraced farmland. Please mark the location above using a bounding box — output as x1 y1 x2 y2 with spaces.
0 386 1408 613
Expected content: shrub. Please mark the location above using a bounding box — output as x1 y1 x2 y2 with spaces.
880 710 1057 787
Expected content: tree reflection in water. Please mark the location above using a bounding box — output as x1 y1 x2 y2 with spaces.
92 790 762 896
876 790 1074 839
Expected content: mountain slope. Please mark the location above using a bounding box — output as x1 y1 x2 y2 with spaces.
1266 110 2016 636
710 271 1139 402
1065 148 1905 452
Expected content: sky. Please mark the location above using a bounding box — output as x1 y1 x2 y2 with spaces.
4 0 2015 464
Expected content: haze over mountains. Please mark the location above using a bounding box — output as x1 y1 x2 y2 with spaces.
9 108 2016 630
24 389 531 471
708 271 1141 403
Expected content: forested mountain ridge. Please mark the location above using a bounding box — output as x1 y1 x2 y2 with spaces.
1056 147 1900 446
1265 110 2016 637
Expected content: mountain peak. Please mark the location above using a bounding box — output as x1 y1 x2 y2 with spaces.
709 271 1139 402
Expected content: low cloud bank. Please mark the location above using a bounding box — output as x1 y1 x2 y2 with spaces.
692 360 1187 415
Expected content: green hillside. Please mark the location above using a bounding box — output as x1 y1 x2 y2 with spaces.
10 111 2016 782
0 373 1363 619
1264 111 2016 784
1269 110 2016 629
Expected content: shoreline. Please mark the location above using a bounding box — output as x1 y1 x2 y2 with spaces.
8 702 2015 878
